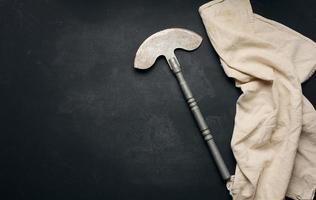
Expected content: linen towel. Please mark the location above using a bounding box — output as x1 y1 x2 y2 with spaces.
199 0 316 199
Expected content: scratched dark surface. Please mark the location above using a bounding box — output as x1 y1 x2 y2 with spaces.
0 0 315 199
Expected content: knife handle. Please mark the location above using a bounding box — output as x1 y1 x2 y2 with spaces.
173 68 231 181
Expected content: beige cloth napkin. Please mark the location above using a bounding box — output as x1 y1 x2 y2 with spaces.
199 0 316 199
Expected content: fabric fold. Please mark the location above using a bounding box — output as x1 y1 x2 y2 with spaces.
199 0 316 199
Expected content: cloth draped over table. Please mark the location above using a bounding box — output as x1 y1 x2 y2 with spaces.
199 0 316 199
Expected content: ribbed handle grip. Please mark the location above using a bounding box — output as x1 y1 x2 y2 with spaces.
174 70 231 181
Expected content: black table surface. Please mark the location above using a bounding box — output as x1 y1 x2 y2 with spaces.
1 0 315 199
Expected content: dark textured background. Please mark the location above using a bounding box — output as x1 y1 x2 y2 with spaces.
0 0 315 199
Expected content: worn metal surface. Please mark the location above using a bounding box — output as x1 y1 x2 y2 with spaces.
134 28 202 70
134 28 231 181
